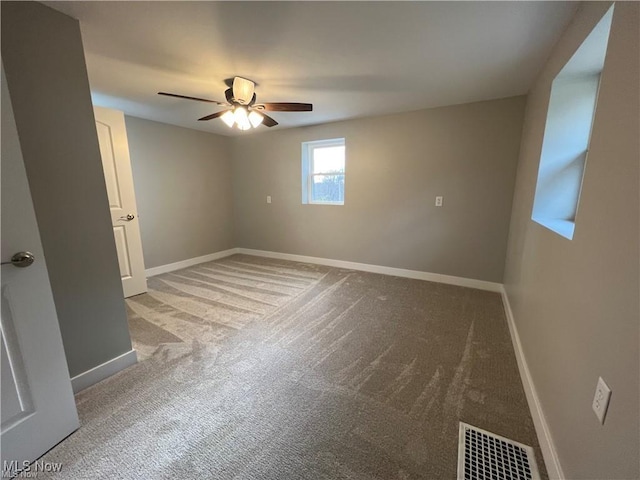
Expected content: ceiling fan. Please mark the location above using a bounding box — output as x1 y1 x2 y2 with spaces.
158 76 313 130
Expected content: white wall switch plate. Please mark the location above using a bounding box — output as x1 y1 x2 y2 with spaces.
592 377 611 424
435 196 443 207
266 195 272 204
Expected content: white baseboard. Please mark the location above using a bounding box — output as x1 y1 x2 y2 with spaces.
145 248 239 277
71 349 138 394
237 248 502 292
500 287 564 479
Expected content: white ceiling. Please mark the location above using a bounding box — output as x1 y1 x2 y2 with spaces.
46 1 578 136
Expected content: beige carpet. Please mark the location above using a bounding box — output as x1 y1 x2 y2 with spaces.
40 254 546 479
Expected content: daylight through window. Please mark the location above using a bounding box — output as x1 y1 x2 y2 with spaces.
531 5 613 240
302 138 345 205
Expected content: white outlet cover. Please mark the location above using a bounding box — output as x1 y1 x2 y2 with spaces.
592 376 612 424
435 196 443 206
267 195 272 204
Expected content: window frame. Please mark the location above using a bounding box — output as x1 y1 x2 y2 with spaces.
301 138 346 206
530 5 613 241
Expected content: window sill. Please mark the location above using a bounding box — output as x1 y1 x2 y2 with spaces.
532 217 575 240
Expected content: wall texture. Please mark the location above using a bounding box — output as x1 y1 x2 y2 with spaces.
124 116 234 269
1 2 133 378
503 2 639 478
232 97 526 283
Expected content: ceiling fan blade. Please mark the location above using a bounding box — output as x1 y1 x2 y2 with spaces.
259 102 313 112
261 113 279 127
198 110 228 121
158 92 225 105
232 76 255 105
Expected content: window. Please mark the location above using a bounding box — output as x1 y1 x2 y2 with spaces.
301 138 345 205
531 5 613 240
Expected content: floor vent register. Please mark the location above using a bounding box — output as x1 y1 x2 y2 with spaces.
458 422 541 480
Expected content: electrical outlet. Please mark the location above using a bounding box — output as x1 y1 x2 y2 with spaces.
266 195 272 204
435 196 443 207
592 377 611 424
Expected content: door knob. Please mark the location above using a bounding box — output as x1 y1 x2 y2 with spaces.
1 251 36 268
119 214 135 221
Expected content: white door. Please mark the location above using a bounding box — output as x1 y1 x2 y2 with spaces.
94 106 147 298
1 66 79 476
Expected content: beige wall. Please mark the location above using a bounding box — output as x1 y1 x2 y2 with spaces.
503 2 639 478
125 116 234 269
232 97 525 283
1 2 133 378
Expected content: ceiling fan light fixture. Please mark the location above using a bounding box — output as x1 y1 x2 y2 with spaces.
221 110 235 128
248 110 264 128
234 107 251 130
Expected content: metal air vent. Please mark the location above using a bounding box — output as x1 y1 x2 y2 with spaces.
458 422 541 480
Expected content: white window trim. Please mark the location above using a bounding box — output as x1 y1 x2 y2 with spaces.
301 138 346 205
